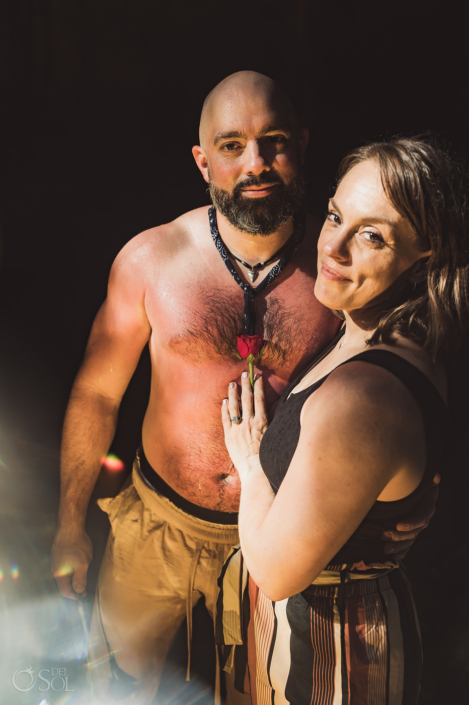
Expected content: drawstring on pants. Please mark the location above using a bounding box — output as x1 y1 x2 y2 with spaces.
214 644 222 705
186 539 204 682
338 566 350 704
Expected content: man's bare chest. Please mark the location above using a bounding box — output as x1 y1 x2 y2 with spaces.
145 261 338 369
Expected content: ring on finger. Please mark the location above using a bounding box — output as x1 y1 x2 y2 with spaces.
230 416 242 425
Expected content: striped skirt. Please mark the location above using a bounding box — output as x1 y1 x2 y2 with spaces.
216 549 422 705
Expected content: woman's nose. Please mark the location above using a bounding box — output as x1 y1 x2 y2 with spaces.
323 231 350 261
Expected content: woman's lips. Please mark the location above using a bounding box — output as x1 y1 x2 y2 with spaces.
321 263 349 281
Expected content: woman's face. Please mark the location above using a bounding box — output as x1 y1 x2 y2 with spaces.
314 159 430 315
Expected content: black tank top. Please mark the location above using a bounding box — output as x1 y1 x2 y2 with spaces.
259 343 449 564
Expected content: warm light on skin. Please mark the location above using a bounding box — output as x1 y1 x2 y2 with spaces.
314 159 431 314
53 564 74 578
101 454 125 471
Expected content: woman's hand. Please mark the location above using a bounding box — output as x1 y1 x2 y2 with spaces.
222 371 268 477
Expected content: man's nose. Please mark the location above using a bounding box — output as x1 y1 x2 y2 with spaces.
242 140 271 176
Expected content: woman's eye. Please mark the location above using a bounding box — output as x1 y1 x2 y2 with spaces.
362 230 384 245
326 211 341 225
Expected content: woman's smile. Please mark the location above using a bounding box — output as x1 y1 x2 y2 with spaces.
320 262 350 281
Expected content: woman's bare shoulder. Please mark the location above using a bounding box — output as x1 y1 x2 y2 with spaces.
301 358 425 446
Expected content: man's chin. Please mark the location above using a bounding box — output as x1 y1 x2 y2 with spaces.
236 191 282 213
209 177 306 235
215 201 292 235
226 213 290 236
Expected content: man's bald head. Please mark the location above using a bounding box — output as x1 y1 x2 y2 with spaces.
199 71 299 148
193 71 308 235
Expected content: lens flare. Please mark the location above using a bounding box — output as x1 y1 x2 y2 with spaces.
54 564 73 578
0 568 3 581
101 454 125 471
11 563 19 579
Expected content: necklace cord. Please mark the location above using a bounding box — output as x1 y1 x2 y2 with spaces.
209 206 306 335
223 235 296 272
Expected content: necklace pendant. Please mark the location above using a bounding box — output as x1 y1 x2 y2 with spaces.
248 270 258 283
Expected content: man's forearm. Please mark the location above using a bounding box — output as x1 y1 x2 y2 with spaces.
58 385 120 531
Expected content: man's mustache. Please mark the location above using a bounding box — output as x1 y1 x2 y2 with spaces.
234 173 281 195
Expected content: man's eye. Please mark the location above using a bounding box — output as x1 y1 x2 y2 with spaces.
266 135 286 144
221 142 241 152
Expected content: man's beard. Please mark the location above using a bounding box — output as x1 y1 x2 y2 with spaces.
208 170 307 235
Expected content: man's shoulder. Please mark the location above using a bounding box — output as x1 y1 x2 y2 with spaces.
114 206 211 269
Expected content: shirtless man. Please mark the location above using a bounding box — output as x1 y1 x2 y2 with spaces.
50 72 436 704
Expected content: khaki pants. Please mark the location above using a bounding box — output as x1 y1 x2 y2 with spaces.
89 457 251 705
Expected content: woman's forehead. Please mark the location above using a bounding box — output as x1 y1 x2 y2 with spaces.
335 160 400 225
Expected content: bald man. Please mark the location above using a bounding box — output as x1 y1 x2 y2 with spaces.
50 72 436 704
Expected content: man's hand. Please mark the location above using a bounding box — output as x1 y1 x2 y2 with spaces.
381 473 440 561
51 528 93 600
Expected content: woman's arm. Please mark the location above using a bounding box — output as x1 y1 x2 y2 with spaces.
223 363 425 601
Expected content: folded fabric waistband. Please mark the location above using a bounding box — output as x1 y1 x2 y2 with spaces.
132 456 240 544
138 446 238 525
310 562 398 585
216 547 400 649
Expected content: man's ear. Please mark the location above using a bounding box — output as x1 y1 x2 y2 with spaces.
192 145 210 183
298 127 309 164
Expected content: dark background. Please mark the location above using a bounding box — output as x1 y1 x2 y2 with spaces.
0 1 468 703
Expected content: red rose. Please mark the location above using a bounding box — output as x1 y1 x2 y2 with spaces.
236 335 264 359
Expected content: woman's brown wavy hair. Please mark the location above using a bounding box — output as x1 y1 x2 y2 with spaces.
335 136 469 359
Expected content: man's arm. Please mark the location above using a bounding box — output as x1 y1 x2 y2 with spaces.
51 238 152 599
381 473 440 560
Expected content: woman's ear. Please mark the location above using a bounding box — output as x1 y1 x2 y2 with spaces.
409 255 430 285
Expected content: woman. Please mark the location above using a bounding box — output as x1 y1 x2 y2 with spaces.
219 138 468 704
